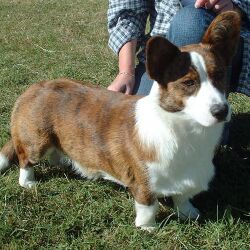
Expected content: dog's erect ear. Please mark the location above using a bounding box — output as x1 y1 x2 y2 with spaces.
146 36 187 85
202 11 241 65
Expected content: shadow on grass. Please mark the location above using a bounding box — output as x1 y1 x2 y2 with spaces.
230 112 250 156
193 112 250 222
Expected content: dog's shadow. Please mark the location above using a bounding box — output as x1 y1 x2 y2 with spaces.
192 112 250 222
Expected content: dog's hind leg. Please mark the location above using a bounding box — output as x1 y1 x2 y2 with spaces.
15 142 38 189
0 140 16 174
13 134 51 189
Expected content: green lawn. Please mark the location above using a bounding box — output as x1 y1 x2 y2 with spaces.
0 1 250 249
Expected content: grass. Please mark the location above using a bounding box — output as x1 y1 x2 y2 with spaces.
0 0 250 249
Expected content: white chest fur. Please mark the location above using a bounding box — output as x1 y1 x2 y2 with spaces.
135 86 223 198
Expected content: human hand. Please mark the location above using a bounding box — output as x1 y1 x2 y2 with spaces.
195 0 234 14
107 72 135 94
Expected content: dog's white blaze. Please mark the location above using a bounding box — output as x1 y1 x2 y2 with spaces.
184 52 228 127
0 153 9 173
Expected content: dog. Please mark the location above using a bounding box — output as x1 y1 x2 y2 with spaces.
0 12 240 231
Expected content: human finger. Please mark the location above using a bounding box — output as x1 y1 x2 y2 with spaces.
107 84 123 92
107 80 125 93
204 0 219 9
195 0 208 8
125 85 133 95
213 0 234 13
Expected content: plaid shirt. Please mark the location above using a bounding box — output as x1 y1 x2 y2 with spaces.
108 0 250 96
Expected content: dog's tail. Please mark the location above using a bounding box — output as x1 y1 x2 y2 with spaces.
0 140 16 173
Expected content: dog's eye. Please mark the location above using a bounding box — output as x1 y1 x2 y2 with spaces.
183 80 195 86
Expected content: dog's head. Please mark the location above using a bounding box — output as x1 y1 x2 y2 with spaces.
146 11 241 127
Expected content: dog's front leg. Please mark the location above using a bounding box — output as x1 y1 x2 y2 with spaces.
130 185 158 231
135 200 158 231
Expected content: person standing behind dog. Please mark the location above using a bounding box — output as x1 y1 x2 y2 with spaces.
107 0 250 96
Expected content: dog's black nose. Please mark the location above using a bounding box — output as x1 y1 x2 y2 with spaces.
210 104 228 121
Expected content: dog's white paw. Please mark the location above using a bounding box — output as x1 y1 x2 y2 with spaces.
136 219 157 232
19 180 38 189
176 201 201 220
139 225 157 232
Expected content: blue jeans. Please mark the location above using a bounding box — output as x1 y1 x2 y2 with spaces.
133 5 243 95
